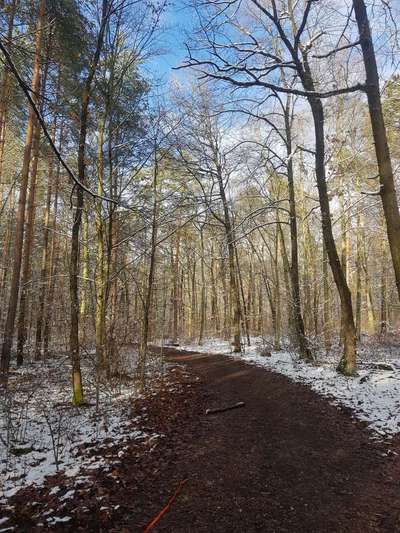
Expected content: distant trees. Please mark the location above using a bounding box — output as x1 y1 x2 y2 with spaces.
181 0 362 373
174 90 243 352
0 0 165 398
1 0 46 376
0 0 399 394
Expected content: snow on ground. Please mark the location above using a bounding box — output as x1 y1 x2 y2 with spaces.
176 337 400 438
0 348 165 502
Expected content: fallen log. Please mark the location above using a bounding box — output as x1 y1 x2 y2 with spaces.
206 401 245 415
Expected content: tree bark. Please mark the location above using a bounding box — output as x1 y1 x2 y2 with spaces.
298 49 357 374
138 150 159 384
95 114 107 374
16 43 51 364
215 166 241 352
353 0 400 303
210 244 220 334
42 150 61 357
0 0 17 185
235 246 250 346
171 232 181 344
309 96 357 375
273 226 281 351
284 96 312 360
35 141 56 359
322 240 331 353
355 211 362 340
16 123 41 365
69 0 108 404
380 230 388 336
0 0 46 376
278 224 294 341
198 227 206 345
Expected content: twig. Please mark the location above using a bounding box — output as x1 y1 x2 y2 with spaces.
143 479 188 532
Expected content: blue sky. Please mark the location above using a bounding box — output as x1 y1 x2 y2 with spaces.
146 0 196 81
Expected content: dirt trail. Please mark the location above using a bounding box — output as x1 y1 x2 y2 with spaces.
154 350 400 533
5 349 400 532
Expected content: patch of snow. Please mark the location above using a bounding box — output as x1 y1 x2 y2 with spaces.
2 488 19 499
0 348 165 502
47 516 72 524
60 490 75 501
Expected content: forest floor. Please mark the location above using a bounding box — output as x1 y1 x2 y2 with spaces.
178 337 400 436
2 348 400 532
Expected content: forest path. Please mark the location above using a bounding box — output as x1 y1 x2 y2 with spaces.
154 349 400 533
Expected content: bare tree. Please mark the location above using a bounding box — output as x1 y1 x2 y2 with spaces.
181 0 359 373
352 0 400 304
0 0 46 377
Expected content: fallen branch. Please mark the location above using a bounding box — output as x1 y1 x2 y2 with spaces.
143 479 188 533
369 362 395 371
206 401 245 415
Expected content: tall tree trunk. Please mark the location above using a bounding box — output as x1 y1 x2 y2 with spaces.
189 258 196 338
273 227 281 351
106 199 118 369
302 218 312 336
278 225 294 342
247 256 255 333
171 232 181 344
0 0 46 376
215 167 241 352
339 192 350 344
104 113 118 370
312 243 319 338
227 235 241 351
262 270 278 346
284 96 311 359
257 278 263 334
355 211 362 340
311 97 356 374
198 227 206 345
353 0 400 303
42 155 61 357
16 124 41 364
322 241 332 353
235 246 250 346
220 256 229 340
311 97 357 374
300 50 357 374
70 185 85 404
95 115 106 374
0 0 17 185
210 244 220 334
16 45 51 364
35 134 57 359
380 231 388 336
69 0 108 404
79 211 89 322
138 150 159 384
361 241 376 336
0 192 14 320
